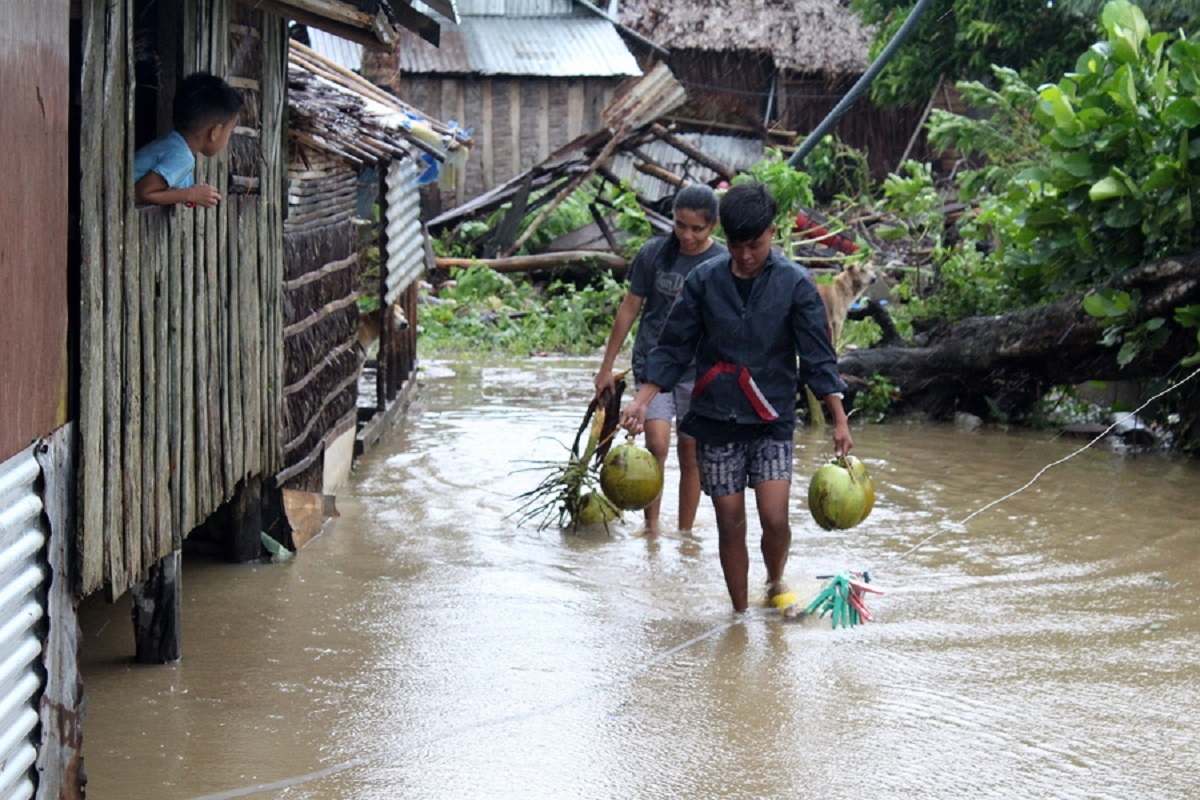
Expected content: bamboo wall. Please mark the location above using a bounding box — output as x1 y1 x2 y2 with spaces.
777 73 933 179
383 74 621 208
279 155 363 490
78 0 286 599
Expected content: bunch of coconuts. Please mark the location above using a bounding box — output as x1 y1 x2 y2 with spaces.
576 436 663 525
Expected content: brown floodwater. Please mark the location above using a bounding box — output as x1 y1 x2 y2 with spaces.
78 357 1200 800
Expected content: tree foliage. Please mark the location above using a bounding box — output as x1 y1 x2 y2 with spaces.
931 2 1200 300
850 0 1095 106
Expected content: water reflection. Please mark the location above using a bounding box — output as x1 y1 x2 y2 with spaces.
79 357 1200 800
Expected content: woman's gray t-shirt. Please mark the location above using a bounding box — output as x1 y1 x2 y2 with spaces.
628 236 726 382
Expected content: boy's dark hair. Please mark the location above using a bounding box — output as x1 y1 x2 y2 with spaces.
719 182 777 244
173 72 242 134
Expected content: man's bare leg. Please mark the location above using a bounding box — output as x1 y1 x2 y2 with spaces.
712 491 749 611
755 479 793 604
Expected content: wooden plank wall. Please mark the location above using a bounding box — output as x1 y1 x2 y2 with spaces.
78 0 285 599
400 75 621 208
0 0 70 462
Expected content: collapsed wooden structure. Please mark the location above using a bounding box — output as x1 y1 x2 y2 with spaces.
425 63 713 259
365 0 643 209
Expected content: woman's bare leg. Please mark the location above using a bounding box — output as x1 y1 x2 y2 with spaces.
641 418 671 532
677 435 701 531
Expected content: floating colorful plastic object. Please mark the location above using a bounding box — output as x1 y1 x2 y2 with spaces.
801 571 884 629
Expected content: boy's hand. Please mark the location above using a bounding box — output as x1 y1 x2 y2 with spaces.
186 183 221 208
619 400 648 435
832 420 853 458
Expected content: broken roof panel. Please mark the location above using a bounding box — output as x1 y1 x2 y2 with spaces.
244 0 446 50
288 41 472 167
397 16 641 77
610 133 765 202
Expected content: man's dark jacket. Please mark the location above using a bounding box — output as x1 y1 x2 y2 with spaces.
643 249 845 427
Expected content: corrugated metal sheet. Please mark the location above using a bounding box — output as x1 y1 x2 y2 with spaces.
398 17 640 77
384 159 428 305
0 446 47 800
305 27 363 73
451 0 576 15
608 134 765 202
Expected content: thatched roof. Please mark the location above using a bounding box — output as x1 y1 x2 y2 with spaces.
617 0 873 75
287 40 471 167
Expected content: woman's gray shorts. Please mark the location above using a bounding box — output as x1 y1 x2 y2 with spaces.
640 380 695 434
697 438 793 497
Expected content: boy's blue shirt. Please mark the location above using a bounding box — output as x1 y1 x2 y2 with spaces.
133 130 195 189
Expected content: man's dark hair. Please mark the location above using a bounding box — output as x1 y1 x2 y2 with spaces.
173 72 242 134
719 182 777 244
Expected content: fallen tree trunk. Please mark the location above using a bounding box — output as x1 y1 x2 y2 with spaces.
434 251 627 274
838 253 1200 421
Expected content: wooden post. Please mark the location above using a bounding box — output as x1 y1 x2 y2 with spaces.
227 476 265 563
132 550 182 664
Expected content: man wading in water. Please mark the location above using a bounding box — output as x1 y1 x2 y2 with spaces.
619 182 852 613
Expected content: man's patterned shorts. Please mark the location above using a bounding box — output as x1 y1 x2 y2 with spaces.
697 438 793 497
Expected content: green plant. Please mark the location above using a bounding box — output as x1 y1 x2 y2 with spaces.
850 0 1096 107
1002 2 1200 296
801 134 873 202
854 374 900 422
1082 287 1172 368
608 181 652 258
417 265 625 357
735 150 815 257
1177 304 1200 367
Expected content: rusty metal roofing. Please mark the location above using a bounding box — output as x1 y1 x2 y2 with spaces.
396 16 641 77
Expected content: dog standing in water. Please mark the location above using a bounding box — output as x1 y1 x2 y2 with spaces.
816 261 877 348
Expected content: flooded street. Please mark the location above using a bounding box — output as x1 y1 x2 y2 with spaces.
80 357 1200 799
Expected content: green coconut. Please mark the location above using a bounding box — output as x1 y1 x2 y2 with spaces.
844 455 875 523
599 440 663 511
807 455 873 530
575 491 622 525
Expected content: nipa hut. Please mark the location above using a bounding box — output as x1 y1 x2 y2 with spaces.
617 0 935 178
280 41 471 500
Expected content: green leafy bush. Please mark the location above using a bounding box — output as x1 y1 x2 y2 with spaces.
1002 1 1200 296
418 265 624 357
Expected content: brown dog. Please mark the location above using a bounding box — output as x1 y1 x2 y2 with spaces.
816 261 877 348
